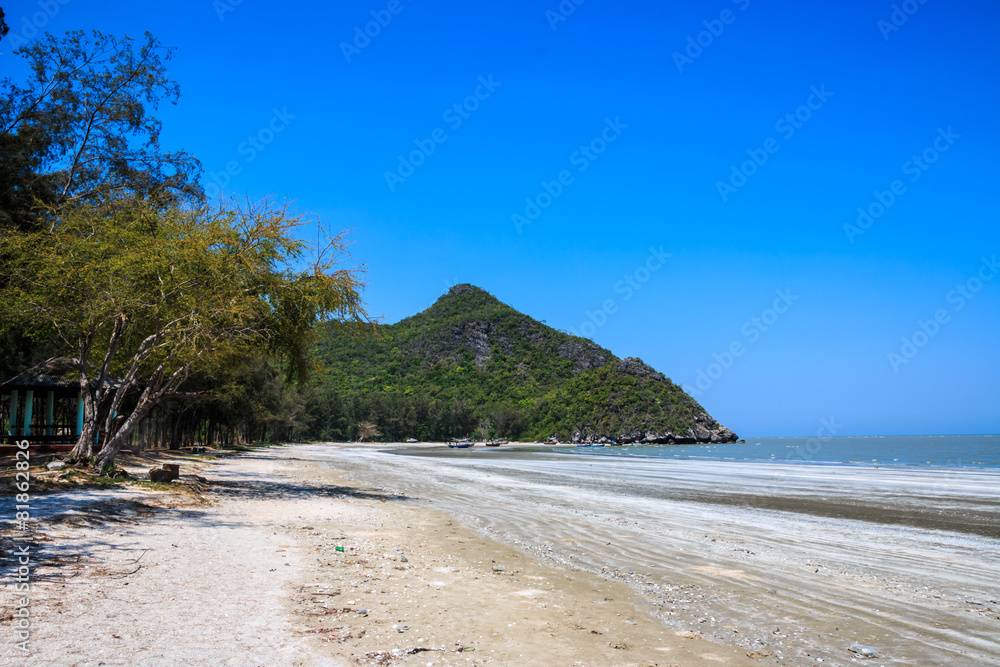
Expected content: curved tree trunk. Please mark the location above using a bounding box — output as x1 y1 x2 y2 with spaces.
69 381 96 461
94 399 152 469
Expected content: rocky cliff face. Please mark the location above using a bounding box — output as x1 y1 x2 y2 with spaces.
413 286 611 374
557 340 610 373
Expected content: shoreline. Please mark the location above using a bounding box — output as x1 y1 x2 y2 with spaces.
378 441 1000 538
5 442 997 665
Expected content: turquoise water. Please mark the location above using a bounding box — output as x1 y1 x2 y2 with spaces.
558 434 1000 468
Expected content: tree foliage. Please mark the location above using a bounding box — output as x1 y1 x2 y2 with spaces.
0 29 202 230
0 197 368 467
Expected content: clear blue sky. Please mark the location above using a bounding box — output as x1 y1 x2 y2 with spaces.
3 0 998 436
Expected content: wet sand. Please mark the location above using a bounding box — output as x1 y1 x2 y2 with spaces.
315 442 1000 666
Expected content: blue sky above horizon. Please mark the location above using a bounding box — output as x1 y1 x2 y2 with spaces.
2 0 998 437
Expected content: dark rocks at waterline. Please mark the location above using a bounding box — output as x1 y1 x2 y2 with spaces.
570 426 738 446
709 427 738 443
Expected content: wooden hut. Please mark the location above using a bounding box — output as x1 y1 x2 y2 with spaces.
0 357 90 454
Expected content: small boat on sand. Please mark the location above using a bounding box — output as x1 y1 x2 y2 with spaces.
448 437 474 448
484 439 508 447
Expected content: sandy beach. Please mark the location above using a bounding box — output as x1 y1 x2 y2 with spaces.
3 445 751 666
3 443 998 666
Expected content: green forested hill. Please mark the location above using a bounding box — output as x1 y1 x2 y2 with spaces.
306 285 738 443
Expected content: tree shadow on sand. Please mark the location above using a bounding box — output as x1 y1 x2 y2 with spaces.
0 468 413 588
207 474 413 504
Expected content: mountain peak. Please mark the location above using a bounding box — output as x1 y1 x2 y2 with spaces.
447 283 486 297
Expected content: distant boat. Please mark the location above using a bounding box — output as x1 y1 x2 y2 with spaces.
485 439 508 447
448 442 473 449
406 438 419 443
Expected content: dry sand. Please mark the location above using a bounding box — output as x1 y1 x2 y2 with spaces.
2 445 756 666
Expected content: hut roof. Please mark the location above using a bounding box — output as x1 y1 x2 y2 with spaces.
0 357 120 395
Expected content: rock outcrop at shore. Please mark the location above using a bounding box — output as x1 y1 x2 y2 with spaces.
314 284 739 443
562 358 739 444
570 423 739 445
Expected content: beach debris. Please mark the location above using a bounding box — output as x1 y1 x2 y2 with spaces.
365 647 443 664
610 640 631 650
47 461 66 470
492 564 505 572
676 631 703 640
357 608 368 616
848 643 876 658
335 546 345 552
746 650 772 660
400 554 408 562
362 650 395 666
149 464 179 483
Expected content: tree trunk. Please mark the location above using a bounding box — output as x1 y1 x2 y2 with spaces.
69 382 96 461
94 398 154 469
169 407 182 450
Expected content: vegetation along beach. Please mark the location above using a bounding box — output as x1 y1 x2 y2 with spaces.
2 2 998 666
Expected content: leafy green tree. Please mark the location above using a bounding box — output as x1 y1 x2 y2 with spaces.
0 197 368 468
490 406 524 438
0 29 202 230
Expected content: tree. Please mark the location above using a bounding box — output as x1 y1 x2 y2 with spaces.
357 421 381 442
476 417 491 442
490 406 524 438
0 197 368 469
0 9 9 43
0 29 202 230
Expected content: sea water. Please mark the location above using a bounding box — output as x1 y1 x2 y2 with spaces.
559 434 1000 468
